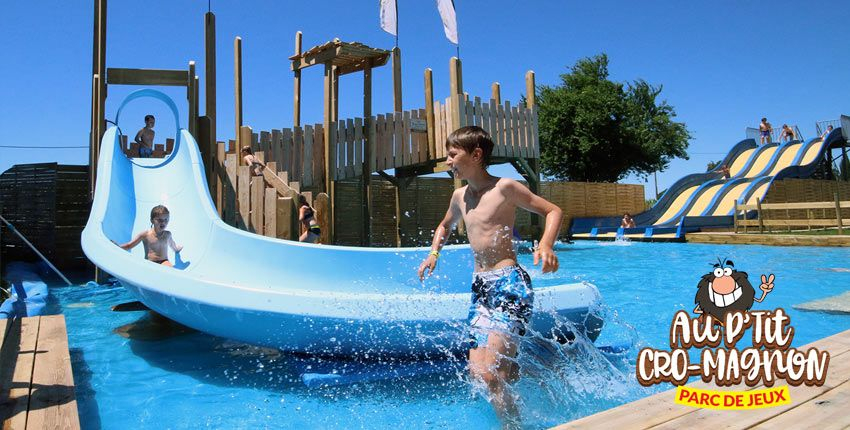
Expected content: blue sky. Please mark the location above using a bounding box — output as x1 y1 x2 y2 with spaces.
1 1 847 197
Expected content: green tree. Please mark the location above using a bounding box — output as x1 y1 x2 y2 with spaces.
706 160 721 171
537 54 691 182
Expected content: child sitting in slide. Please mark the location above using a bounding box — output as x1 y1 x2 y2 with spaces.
115 205 183 267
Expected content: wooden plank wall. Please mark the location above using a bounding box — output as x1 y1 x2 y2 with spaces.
220 151 329 242
53 166 90 269
332 178 399 246
433 96 539 160
764 179 850 220
235 123 324 189
120 135 175 159
334 177 645 246
0 163 90 270
317 97 537 183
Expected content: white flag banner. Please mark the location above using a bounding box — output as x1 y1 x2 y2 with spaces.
435 0 458 44
380 0 397 36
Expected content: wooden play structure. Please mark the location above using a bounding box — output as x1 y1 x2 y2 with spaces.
213 30 544 246
87 3 544 247
90 0 216 198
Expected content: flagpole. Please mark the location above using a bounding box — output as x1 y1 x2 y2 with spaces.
394 0 399 48
454 0 459 59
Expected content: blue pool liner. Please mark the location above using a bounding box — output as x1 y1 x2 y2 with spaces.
1 262 50 319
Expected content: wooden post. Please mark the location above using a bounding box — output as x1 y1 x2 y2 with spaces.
449 57 465 235
314 193 331 244
237 166 250 229
362 60 373 246
250 177 264 233
238 126 253 228
91 0 107 203
392 47 402 112
90 74 100 198
526 70 540 238
205 12 217 190
424 68 436 159
323 61 335 242
187 61 196 136
216 141 225 216
234 37 243 162
293 31 302 127
450 56 463 97
332 65 339 123
525 71 536 107
198 116 212 192
491 82 501 105
836 192 843 235
756 197 764 233
734 201 739 233
276 196 294 240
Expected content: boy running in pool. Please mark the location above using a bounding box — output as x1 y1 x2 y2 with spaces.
417 126 562 427
116 205 183 266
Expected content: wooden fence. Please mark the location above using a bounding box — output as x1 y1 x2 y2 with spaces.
432 95 539 160
233 125 325 190
0 163 90 271
212 140 331 244
334 177 645 246
761 178 850 221
331 96 539 181
239 93 540 188
735 195 850 233
120 135 175 159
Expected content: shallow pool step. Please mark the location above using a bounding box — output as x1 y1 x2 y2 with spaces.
793 291 850 314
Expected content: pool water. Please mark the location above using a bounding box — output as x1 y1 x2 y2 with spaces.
47 241 850 429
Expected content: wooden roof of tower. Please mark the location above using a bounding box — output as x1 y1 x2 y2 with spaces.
289 39 390 75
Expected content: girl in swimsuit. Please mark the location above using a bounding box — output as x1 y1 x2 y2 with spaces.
241 146 266 176
298 195 321 243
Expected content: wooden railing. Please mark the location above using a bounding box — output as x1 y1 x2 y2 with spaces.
734 194 850 234
328 95 539 180
433 95 539 160
214 133 331 244
121 136 175 159
238 95 539 184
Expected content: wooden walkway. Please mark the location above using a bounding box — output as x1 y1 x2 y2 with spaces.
0 315 80 429
686 232 850 247
554 328 850 429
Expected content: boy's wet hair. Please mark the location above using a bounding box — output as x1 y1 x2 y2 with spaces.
145 114 155 122
241 146 253 154
446 126 494 166
150 205 169 220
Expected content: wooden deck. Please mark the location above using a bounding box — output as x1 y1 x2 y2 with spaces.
686 232 850 246
0 315 80 429
554 328 850 429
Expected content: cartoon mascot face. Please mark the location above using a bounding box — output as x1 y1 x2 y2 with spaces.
694 260 756 322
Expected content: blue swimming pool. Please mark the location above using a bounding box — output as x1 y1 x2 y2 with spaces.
47 241 850 429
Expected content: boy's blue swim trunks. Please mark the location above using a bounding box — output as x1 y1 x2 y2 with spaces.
467 265 534 349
